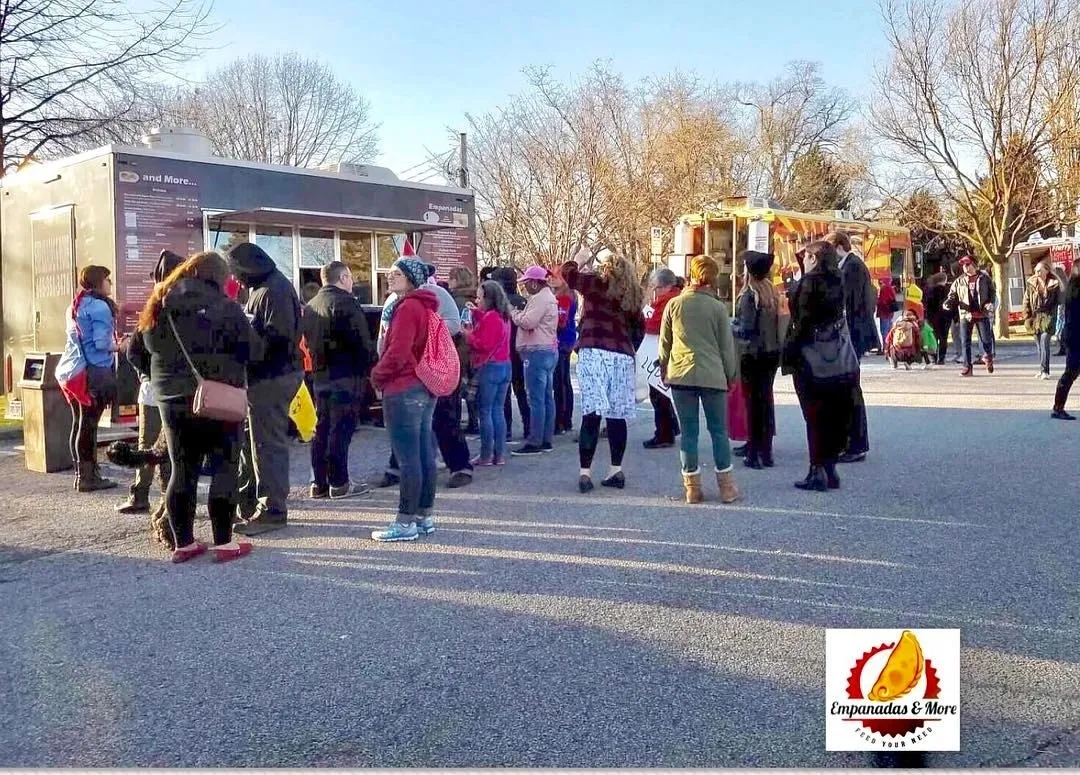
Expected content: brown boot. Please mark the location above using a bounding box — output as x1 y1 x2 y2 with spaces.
716 467 741 504
682 469 703 504
76 462 118 493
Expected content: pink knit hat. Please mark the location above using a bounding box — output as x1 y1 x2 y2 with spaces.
521 265 550 282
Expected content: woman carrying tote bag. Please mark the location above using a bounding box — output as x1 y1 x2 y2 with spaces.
781 241 858 493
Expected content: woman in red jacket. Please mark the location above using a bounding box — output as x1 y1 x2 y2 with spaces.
876 281 899 352
464 280 513 464
369 257 441 542
643 268 681 448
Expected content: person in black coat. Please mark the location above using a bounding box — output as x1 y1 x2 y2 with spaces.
826 231 874 462
119 249 185 519
302 260 374 498
922 271 954 365
490 266 531 441
139 251 259 562
227 242 304 533
1052 262 1080 420
782 241 857 492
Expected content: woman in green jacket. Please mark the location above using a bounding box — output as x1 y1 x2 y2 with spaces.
658 255 741 504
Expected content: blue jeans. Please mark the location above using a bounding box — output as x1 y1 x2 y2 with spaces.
382 385 437 522
670 386 731 473
477 361 511 461
959 318 995 368
522 348 557 447
1036 331 1052 375
878 317 892 348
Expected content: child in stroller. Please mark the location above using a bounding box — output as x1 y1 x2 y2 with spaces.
885 309 933 370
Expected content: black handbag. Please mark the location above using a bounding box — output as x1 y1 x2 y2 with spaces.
800 318 860 383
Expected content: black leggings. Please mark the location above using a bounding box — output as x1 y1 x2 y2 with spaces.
1055 359 1080 411
160 400 243 548
67 395 108 465
578 413 628 469
932 319 952 363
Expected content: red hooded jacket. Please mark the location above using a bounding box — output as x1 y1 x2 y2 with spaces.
371 290 438 397
645 287 680 336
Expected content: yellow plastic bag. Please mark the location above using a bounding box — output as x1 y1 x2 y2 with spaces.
289 381 317 442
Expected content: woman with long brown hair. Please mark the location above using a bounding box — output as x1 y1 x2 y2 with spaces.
561 248 645 493
733 251 783 469
140 251 259 563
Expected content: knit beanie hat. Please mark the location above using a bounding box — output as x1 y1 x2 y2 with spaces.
393 257 429 289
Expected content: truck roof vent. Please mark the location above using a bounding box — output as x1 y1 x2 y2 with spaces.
141 127 214 157
315 162 399 183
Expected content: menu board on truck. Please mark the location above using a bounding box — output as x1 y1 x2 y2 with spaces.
114 162 203 329
418 201 476 280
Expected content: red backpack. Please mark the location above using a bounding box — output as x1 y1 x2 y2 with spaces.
414 310 461 397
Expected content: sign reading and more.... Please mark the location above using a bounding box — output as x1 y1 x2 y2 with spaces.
825 629 960 752
114 162 203 329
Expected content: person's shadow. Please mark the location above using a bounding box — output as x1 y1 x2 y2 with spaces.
873 751 927 767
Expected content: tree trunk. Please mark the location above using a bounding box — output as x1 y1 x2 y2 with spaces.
991 260 1011 339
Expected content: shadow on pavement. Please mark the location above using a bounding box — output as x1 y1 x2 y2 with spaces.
1 399 1078 767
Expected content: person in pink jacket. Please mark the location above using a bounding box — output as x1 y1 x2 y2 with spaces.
510 265 560 455
464 281 513 464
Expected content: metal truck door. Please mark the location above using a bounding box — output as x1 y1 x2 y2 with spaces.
29 206 77 353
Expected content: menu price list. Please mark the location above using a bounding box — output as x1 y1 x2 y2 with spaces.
117 188 202 310
424 226 476 280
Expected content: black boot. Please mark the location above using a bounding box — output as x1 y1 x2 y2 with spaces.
1053 382 1074 419
824 463 841 489
795 466 828 491
732 443 747 457
759 439 774 468
743 445 763 469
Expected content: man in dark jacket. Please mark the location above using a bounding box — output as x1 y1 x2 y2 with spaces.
227 242 304 534
491 266 531 440
302 261 373 499
827 232 875 463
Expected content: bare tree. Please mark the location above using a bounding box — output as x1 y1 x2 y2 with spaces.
465 62 754 271
464 66 605 268
872 0 1080 336
0 0 214 174
738 61 855 203
170 52 378 167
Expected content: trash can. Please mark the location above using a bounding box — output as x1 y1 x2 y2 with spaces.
18 353 74 473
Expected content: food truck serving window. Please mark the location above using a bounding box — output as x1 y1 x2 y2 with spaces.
210 221 250 253
299 229 334 267
341 231 374 304
255 226 294 277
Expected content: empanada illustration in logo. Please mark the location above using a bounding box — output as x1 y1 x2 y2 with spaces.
868 630 924 701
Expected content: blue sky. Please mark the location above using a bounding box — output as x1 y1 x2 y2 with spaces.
186 0 887 178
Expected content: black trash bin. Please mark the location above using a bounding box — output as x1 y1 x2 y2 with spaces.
18 353 74 473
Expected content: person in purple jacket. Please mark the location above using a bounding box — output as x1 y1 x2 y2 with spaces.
551 269 578 434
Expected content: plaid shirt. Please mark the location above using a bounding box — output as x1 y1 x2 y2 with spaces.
560 261 643 357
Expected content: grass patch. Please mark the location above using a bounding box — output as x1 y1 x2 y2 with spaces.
0 395 22 430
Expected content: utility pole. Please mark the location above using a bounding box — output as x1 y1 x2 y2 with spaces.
457 132 468 188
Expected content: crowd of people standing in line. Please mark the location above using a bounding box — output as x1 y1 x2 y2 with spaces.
55 230 1080 559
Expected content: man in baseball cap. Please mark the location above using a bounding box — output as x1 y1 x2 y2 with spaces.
944 256 997 376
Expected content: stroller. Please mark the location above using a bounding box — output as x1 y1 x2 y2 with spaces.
885 309 932 370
